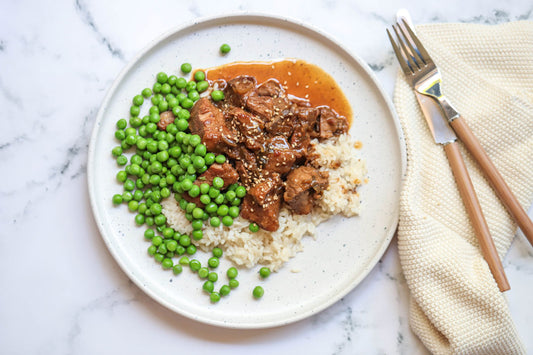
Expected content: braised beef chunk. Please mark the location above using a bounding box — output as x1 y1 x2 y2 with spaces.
157 111 175 131
224 76 257 107
284 167 329 215
245 95 274 121
187 74 349 231
240 174 283 231
189 97 238 153
256 79 284 97
261 135 296 175
316 107 348 140
225 106 265 151
197 162 239 189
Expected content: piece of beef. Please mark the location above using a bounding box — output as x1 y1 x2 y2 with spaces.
256 79 284 97
283 166 329 214
245 95 274 121
310 106 348 140
223 76 257 107
260 135 297 175
157 111 175 131
240 173 283 231
189 97 238 153
225 106 265 151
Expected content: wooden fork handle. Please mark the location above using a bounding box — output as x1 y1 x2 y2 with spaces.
444 142 510 292
451 116 533 247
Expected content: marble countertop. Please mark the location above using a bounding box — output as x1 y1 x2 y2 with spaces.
1 0 532 354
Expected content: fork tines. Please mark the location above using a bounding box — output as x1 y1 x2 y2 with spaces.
387 19 433 76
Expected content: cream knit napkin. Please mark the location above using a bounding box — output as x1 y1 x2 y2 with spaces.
394 21 533 354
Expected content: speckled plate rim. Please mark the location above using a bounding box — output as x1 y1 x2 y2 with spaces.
88 12 407 329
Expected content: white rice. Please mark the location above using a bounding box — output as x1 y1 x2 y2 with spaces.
161 133 367 271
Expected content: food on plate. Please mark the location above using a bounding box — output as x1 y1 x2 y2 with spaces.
111 59 366 303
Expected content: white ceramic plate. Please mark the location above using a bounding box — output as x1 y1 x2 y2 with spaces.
88 13 406 329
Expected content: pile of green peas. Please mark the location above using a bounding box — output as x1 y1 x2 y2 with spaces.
111 63 244 302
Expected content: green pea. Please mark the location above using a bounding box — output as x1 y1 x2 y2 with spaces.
196 80 209 92
180 63 192 74
228 206 239 218
235 185 246 198
177 109 190 120
154 253 164 263
210 292 221 303
214 194 224 205
186 244 197 254
222 216 233 227
191 219 203 230
229 279 239 289
142 88 152 98
188 184 200 198
192 207 204 219
167 75 177 86
130 105 140 117
188 90 200 102
203 280 214 293
259 267 271 278
176 77 187 89
176 118 188 131
116 155 128 166
192 230 203 240
225 190 236 201
179 256 190 265
154 214 166 226
208 257 219 268
147 245 157 256
204 153 215 165
193 70 205 82
253 286 264 299
189 259 201 272
162 258 173 269
210 216 221 227
217 205 229 216
208 272 218 282
220 285 230 296
212 247 223 258
157 72 168 84
220 43 231 54
179 234 191 247
226 267 238 279
128 200 139 212
198 267 209 279
212 177 224 189
133 94 144 106
116 118 127 129
112 194 123 204
211 90 224 101
172 264 183 275
152 235 163 246
192 156 205 170
181 98 194 109
161 83 171 95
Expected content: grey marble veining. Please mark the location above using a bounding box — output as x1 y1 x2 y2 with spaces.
1 0 531 354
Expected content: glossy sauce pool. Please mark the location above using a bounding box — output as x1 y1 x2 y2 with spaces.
203 59 352 125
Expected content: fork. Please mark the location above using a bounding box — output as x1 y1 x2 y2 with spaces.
388 19 533 248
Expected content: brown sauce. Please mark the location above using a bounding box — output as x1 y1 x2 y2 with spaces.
204 59 352 125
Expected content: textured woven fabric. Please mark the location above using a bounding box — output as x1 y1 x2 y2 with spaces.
394 21 533 354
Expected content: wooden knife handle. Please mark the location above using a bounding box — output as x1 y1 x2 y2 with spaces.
444 142 510 292
451 116 533 247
